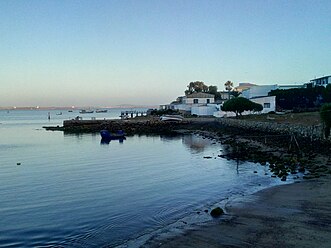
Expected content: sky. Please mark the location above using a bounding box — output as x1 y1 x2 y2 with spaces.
0 0 330 107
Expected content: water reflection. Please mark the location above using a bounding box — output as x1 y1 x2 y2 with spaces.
181 134 212 153
100 137 126 144
159 134 182 142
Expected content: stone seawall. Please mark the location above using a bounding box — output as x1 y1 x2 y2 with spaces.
215 118 324 140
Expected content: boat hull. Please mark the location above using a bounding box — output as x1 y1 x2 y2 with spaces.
100 130 126 140
160 115 183 122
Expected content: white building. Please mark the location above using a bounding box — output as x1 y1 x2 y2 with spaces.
183 92 215 104
310 75 331 87
191 104 220 116
241 85 278 99
250 96 276 114
213 83 277 117
160 92 217 116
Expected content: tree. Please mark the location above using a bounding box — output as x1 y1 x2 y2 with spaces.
185 81 208 95
208 85 218 95
221 97 263 117
251 101 263 112
230 90 240 98
320 103 331 138
224 81 233 92
269 86 326 110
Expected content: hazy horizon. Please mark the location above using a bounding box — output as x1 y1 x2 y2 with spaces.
1 0 330 107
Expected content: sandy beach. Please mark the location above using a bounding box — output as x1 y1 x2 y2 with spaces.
144 175 331 248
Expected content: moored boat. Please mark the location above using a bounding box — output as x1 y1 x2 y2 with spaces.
79 110 94 114
100 130 126 140
160 115 184 122
96 109 108 113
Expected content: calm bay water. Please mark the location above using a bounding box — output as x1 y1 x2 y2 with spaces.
0 109 284 247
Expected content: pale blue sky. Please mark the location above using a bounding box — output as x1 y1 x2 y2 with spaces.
1 0 330 107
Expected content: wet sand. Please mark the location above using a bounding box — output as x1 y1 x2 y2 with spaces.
144 176 331 247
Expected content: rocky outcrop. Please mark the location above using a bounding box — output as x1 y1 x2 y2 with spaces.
210 207 224 218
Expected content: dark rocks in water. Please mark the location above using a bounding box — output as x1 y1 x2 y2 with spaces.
16 162 21 165
254 171 258 173
203 156 212 159
204 209 209 213
281 176 287 181
210 207 224 218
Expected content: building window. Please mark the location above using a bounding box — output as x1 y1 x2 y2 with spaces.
207 99 210 104
264 103 270 108
193 99 198 104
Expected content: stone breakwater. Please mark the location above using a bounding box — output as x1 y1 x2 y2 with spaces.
44 119 193 135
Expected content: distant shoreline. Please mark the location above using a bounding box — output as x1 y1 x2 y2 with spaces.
0 105 157 111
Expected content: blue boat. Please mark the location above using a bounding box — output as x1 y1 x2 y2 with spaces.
100 130 126 141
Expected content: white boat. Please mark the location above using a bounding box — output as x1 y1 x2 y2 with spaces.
96 109 108 113
160 115 184 122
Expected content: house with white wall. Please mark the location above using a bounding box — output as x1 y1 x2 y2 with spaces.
160 92 217 116
250 96 276 114
213 84 277 117
183 92 215 104
213 96 276 118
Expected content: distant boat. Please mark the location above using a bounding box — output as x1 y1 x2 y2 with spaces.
96 109 108 113
68 110 73 112
56 112 62 115
160 115 184 122
79 110 94 114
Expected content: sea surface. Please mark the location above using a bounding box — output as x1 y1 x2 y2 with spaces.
0 109 287 247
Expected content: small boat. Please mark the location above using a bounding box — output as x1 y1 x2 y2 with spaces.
79 110 94 114
100 130 126 140
96 109 108 113
56 112 62 115
160 115 184 122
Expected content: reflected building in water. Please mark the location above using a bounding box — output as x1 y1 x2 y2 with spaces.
181 134 211 153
